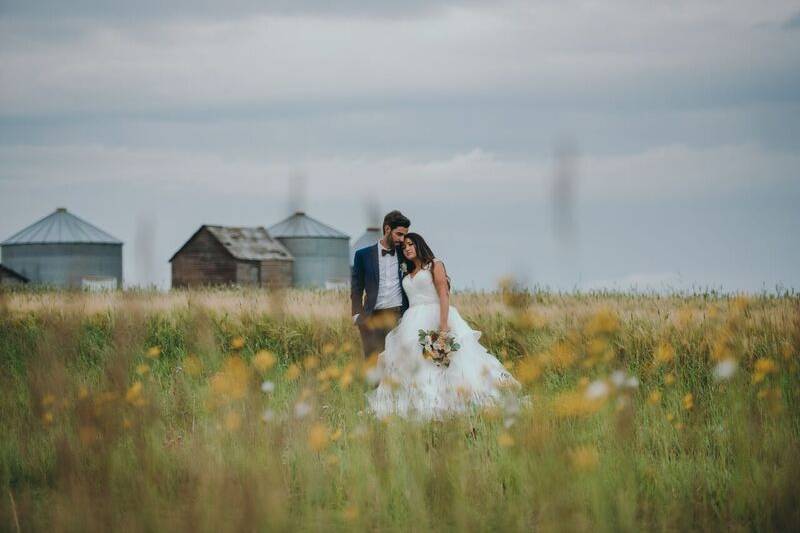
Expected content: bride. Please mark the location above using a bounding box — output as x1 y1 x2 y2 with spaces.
367 232 522 420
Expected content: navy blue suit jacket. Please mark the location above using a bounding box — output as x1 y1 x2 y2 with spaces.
351 243 409 322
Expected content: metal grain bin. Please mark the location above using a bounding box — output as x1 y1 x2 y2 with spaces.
0 208 123 289
268 211 350 288
350 227 381 266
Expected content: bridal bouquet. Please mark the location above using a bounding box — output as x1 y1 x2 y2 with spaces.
418 329 460 368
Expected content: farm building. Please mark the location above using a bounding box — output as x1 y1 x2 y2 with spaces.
0 264 29 286
0 207 123 289
170 225 293 289
268 211 350 288
350 227 381 266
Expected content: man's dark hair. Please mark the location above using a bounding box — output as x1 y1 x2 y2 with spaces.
383 210 410 232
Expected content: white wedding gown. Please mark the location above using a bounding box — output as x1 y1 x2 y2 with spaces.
367 259 521 420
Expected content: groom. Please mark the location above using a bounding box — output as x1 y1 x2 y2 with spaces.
351 210 411 359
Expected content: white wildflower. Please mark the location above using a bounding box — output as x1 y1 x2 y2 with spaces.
713 358 737 381
294 401 312 419
260 381 275 393
585 379 610 400
624 376 640 389
261 408 276 423
610 370 626 387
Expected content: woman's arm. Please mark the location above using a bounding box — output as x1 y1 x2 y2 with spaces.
431 260 450 332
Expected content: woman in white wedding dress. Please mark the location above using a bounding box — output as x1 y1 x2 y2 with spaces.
367 233 522 420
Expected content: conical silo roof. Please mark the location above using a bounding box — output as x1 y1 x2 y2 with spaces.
352 227 381 251
268 211 348 239
350 227 382 264
1 208 122 245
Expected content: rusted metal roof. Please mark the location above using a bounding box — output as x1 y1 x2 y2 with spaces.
204 226 293 261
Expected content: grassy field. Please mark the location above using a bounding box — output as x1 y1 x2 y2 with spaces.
1 287 798 532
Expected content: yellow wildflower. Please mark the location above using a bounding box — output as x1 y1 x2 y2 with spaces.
587 338 614 362
253 350 277 372
303 355 320 371
135 363 150 376
308 423 330 452
286 363 301 381
653 343 675 366
209 357 251 402
145 346 161 359
516 357 542 384
752 358 778 384
682 392 694 411
550 341 576 370
553 391 604 418
647 390 662 405
231 336 245 350
585 308 620 336
125 381 145 406
339 370 354 389
569 445 600 472
497 432 515 448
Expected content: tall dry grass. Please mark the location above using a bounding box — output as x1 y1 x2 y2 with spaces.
1 286 798 531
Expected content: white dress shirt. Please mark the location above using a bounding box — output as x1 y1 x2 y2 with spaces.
374 240 404 310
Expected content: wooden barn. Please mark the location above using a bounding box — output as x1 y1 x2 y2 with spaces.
0 264 29 286
169 226 293 289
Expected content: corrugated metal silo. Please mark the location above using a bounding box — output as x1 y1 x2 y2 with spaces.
0 208 123 289
268 211 350 288
350 227 381 266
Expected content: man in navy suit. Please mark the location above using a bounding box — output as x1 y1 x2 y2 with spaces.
351 210 411 359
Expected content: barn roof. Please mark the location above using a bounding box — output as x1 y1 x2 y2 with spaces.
169 225 294 262
1 207 122 245
0 263 29 282
268 211 348 239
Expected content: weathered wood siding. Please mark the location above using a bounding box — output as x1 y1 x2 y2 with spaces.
236 261 260 286
171 228 236 288
259 260 293 288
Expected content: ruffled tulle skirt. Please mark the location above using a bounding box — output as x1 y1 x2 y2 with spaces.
366 303 521 420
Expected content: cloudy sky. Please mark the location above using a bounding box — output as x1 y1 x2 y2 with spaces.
1 0 798 291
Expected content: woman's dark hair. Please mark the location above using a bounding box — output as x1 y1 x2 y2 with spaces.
383 210 411 232
402 232 450 289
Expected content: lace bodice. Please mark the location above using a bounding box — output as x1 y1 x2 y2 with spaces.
402 259 443 307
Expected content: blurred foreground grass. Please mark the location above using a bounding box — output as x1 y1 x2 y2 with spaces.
1 287 798 531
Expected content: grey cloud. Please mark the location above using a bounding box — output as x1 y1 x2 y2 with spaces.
0 0 489 22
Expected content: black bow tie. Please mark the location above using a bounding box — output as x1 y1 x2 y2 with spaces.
381 247 395 257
